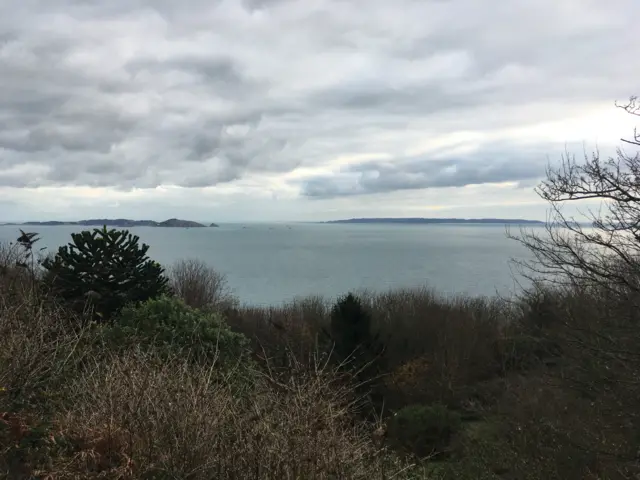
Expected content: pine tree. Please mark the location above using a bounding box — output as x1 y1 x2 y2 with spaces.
330 293 384 368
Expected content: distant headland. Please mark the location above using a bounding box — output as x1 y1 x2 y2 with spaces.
1 218 218 228
323 217 545 225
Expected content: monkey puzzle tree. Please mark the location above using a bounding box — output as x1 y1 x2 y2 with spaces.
42 226 168 321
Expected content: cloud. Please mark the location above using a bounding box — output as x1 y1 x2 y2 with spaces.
0 0 638 220
298 141 560 198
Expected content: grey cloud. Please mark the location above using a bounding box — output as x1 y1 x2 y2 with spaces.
0 106 134 154
0 0 638 196
166 57 242 85
0 174 30 188
299 142 573 198
186 132 223 161
241 0 291 11
125 55 257 96
308 83 471 115
181 167 241 188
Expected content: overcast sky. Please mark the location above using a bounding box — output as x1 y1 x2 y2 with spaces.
0 0 638 222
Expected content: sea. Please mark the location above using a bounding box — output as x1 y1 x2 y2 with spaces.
0 222 539 306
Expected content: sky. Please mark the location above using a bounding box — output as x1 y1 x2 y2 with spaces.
0 0 638 223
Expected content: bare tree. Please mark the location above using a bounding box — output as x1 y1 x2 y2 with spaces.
505 98 640 472
169 259 237 311
511 96 640 297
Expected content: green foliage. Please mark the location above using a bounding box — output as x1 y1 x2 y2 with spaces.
387 404 462 458
100 296 251 367
42 226 168 320
0 415 62 476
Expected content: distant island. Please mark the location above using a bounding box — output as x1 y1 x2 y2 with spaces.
2 218 211 228
323 218 545 225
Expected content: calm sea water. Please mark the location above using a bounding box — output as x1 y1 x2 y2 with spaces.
0 223 538 306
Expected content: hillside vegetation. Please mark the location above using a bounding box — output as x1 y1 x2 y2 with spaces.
2 231 639 478
1 97 639 479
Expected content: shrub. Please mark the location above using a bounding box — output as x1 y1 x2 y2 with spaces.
170 258 237 311
0 296 95 413
1 337 422 478
385 356 432 404
42 226 169 321
226 296 329 371
362 288 505 407
494 334 563 373
387 404 462 458
42 349 422 479
519 286 566 332
99 296 250 368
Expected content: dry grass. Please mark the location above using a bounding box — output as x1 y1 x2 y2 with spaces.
0 241 34 305
0 240 18 266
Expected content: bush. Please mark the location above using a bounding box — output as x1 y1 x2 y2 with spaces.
387 404 462 458
364 288 506 408
33 349 421 479
170 258 237 311
0 298 95 414
226 296 329 371
384 356 432 405
100 296 250 368
1 336 421 479
42 226 168 321
494 334 563 373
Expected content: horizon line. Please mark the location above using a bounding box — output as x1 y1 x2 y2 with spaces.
0 216 549 225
